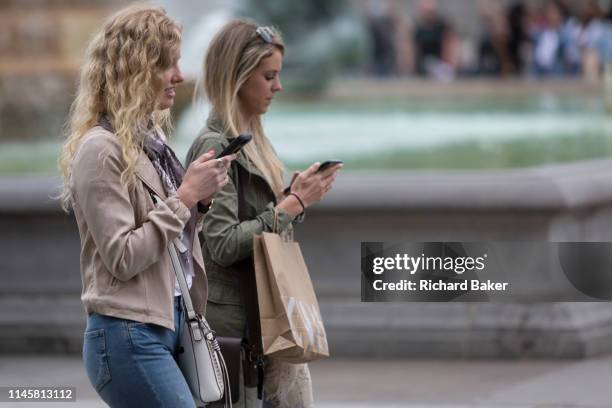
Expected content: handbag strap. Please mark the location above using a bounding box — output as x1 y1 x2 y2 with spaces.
168 240 198 321
171 241 233 408
272 207 279 233
273 208 293 242
144 188 199 323
145 167 232 406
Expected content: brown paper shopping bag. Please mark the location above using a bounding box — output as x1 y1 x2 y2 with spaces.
253 231 329 363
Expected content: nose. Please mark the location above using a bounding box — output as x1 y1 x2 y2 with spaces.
173 65 184 85
272 77 282 93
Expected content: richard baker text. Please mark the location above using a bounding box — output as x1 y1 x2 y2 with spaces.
372 279 509 292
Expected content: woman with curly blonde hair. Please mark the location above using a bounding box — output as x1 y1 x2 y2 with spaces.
59 5 235 407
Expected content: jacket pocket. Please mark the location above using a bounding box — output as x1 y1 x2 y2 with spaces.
100 270 121 296
109 276 119 291
83 329 111 393
93 262 121 296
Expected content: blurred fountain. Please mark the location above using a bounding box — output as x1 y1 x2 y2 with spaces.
164 2 238 148
239 0 368 94
158 0 239 80
171 0 367 150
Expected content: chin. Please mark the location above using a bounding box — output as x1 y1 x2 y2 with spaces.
160 96 176 109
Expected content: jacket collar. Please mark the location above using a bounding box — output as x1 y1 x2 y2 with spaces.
135 150 167 199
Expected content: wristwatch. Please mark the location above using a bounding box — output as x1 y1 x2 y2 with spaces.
197 199 214 214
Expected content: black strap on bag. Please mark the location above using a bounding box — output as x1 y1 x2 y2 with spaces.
233 162 265 400
198 160 266 401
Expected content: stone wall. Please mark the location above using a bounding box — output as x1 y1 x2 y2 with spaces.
3 159 612 357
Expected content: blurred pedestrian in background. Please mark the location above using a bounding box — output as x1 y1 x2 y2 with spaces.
478 2 512 76
366 0 397 76
580 0 610 81
413 0 460 80
529 0 580 77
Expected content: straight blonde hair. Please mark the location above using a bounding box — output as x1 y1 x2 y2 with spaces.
58 4 181 211
196 19 286 197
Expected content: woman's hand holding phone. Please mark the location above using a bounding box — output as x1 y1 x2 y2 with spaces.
278 161 343 218
177 150 236 209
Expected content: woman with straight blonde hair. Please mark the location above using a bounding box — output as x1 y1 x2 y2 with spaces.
186 19 342 408
59 5 235 407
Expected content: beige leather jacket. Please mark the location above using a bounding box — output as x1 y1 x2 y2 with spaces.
70 126 208 330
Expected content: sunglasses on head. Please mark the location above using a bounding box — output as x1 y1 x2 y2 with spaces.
255 26 274 43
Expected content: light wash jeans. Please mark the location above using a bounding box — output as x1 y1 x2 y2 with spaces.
83 296 196 408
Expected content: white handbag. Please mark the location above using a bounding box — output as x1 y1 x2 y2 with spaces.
168 240 231 407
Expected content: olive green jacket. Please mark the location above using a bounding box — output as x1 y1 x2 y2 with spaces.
185 114 294 337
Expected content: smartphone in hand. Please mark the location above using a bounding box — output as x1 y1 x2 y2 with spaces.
284 160 343 194
216 134 252 159
316 160 343 173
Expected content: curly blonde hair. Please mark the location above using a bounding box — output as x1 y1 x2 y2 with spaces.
197 19 286 197
58 4 181 211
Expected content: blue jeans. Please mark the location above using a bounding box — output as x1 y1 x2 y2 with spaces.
82 296 196 408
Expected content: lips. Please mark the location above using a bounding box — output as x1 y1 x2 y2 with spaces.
164 87 176 98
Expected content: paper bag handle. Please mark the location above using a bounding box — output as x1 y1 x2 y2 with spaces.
273 208 293 242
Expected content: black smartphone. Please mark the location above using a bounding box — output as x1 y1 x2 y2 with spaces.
283 160 343 195
316 160 343 173
216 134 252 159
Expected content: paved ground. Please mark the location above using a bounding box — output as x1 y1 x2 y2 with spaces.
0 355 611 407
